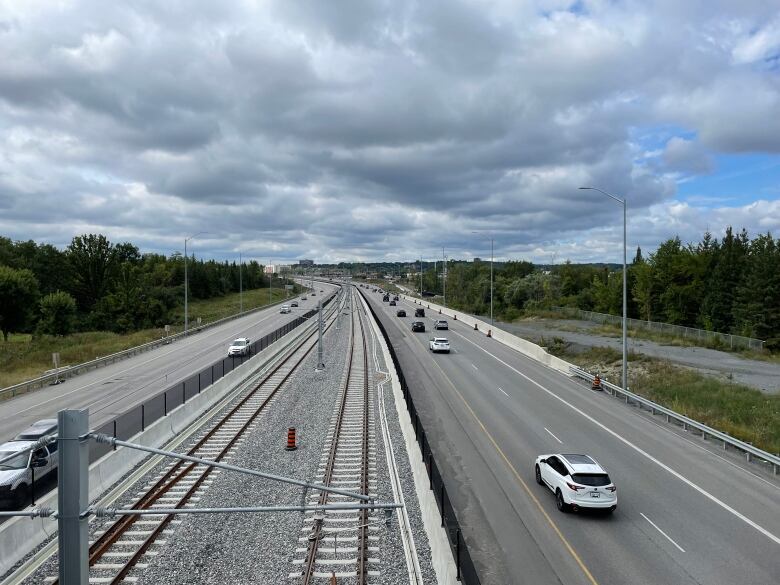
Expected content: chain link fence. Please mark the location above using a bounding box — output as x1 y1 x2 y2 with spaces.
551 306 764 352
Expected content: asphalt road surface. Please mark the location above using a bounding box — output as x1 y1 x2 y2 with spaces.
0 284 340 443
362 287 780 585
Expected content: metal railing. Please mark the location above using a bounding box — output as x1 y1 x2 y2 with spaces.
569 365 779 475
0 289 310 401
552 306 764 352
358 287 482 584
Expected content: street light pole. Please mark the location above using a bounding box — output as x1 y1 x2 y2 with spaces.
239 252 243 313
419 256 423 296
490 237 494 328
442 247 446 308
184 232 206 335
580 186 628 390
472 232 494 327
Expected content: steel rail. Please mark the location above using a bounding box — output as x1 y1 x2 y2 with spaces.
49 288 346 585
357 306 371 585
302 291 357 583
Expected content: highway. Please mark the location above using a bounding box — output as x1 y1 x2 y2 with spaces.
0 283 339 442
360 286 780 585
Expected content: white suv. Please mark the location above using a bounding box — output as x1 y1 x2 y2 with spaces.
227 338 251 357
535 453 617 513
429 337 451 353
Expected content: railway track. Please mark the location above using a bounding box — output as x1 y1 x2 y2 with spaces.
291 289 378 583
44 291 346 585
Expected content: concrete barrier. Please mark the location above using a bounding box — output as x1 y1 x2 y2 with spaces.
401 295 575 375
360 294 459 585
0 319 317 577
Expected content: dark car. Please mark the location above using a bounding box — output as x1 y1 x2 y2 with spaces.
411 321 425 332
383 295 390 302
394 295 399 301
291 301 299 307
397 309 406 317
414 308 426 317
389 300 396 306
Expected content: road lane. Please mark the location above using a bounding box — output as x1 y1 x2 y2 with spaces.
365 289 780 585
0 284 339 441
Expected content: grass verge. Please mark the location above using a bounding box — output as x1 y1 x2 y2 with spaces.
562 346 780 455
0 287 294 390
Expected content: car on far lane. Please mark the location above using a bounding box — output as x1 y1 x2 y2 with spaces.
415 308 426 317
394 295 399 301
291 301 299 307
434 319 448 330
389 300 396 306
429 337 450 353
302 295 308 300
535 453 617 514
411 321 425 332
396 309 406 317
280 305 291 314
228 338 251 357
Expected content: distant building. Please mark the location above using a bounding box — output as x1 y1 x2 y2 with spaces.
298 259 314 266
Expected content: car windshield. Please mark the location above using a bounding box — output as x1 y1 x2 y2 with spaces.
232 340 247 347
0 450 29 470
571 473 611 486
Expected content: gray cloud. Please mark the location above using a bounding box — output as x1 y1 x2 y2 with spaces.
0 1 778 264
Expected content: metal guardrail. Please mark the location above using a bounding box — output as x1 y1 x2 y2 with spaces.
0 289 310 401
553 306 764 352
569 366 779 475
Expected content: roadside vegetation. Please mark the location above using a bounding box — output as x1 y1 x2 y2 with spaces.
550 344 780 454
0 287 293 389
389 226 780 353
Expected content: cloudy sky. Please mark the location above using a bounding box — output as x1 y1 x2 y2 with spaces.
1 0 779 265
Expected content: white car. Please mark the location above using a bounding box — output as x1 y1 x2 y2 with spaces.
0 440 57 508
280 305 291 314
227 338 251 357
535 453 617 513
429 337 451 353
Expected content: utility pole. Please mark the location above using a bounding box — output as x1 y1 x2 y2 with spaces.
58 409 89 584
269 260 272 306
239 252 243 313
490 238 494 328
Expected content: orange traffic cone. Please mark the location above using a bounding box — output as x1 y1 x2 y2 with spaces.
592 375 602 391
286 427 298 450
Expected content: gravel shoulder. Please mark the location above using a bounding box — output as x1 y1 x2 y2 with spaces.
490 317 780 393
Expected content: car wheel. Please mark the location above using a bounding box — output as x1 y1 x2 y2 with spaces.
555 489 568 513
15 484 30 508
535 465 543 485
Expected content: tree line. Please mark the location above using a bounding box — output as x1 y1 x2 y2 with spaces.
0 234 276 340
415 227 780 349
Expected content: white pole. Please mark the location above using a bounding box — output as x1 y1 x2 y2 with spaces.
239 252 243 313
184 238 188 334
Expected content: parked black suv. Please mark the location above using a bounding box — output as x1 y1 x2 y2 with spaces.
414 308 425 317
411 321 425 332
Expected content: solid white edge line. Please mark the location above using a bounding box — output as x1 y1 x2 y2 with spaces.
449 329 780 547
640 513 686 553
544 427 563 444
498 387 509 397
471 363 479 370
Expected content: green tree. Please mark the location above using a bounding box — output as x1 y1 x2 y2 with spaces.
67 234 117 311
0 266 39 341
38 291 77 336
631 260 654 322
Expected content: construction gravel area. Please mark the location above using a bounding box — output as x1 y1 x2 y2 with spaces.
111 309 435 584
490 317 780 393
